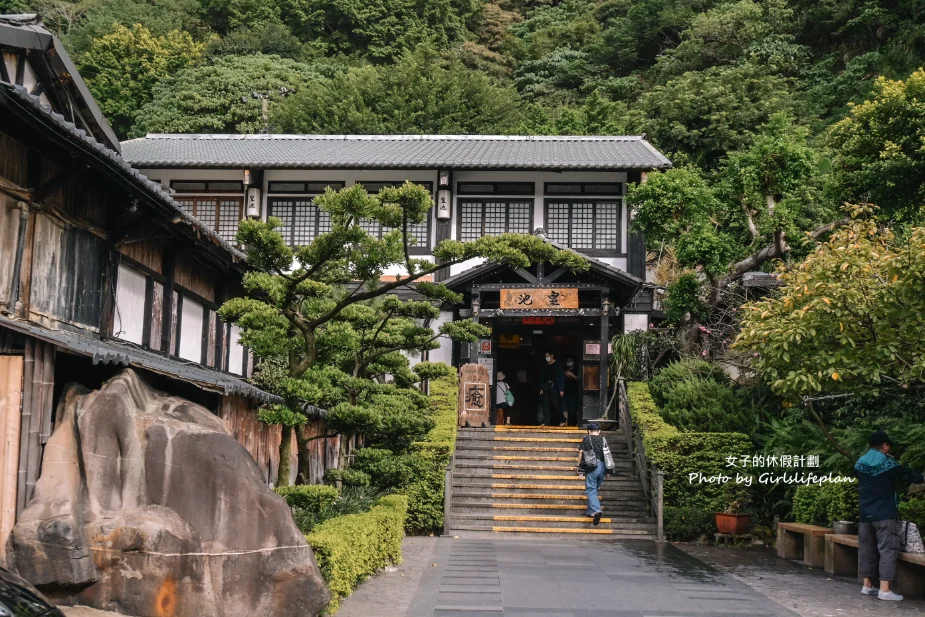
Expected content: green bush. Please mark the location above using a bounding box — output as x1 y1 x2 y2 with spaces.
306 494 408 614
664 506 715 541
404 369 458 534
648 360 754 434
899 497 925 531
353 448 423 489
275 484 339 512
323 468 372 487
629 382 752 513
792 482 859 526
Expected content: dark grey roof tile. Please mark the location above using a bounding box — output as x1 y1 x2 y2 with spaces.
120 134 672 170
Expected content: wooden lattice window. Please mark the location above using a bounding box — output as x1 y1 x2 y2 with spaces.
458 200 533 241
545 200 621 254
175 197 244 244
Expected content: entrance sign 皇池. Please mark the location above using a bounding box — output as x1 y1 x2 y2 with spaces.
500 288 578 309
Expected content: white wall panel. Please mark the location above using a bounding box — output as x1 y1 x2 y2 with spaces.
113 264 147 344
179 296 204 362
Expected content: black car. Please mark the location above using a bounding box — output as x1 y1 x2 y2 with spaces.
0 568 64 617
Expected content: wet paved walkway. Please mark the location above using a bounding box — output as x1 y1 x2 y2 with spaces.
402 538 801 617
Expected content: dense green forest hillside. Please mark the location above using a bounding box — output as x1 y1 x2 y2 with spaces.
4 0 924 277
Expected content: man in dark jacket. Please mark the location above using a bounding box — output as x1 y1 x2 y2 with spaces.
854 430 924 601
539 351 565 426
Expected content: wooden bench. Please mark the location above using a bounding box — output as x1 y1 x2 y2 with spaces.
825 533 925 599
777 522 833 568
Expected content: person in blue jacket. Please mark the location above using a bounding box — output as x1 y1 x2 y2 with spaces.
854 430 924 602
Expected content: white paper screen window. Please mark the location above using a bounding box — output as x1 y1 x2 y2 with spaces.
113 263 146 345
178 296 204 362
228 325 244 375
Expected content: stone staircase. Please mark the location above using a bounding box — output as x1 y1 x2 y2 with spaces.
447 426 657 539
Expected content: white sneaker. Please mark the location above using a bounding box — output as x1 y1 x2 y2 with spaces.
878 590 904 601
861 586 878 595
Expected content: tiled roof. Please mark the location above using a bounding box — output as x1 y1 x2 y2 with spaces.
0 84 246 263
0 314 281 403
121 134 673 170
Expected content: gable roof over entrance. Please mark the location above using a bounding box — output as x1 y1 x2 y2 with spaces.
121 134 673 170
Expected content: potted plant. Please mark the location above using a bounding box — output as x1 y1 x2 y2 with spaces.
715 482 752 534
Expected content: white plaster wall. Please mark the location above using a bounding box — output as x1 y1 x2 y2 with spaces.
139 168 635 278
113 263 147 344
228 325 244 375
428 311 456 367
178 296 204 362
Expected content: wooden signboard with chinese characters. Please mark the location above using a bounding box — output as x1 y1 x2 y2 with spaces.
459 363 490 427
500 288 578 310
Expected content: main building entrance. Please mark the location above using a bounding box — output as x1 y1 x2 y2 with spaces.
443 253 644 424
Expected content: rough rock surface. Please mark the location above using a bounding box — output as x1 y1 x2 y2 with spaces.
7 369 329 617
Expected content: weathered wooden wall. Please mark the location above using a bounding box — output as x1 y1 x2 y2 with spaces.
0 355 23 564
175 255 216 303
220 396 341 487
17 338 54 516
220 395 297 486
301 420 341 486
0 194 21 311
28 213 107 330
118 239 163 274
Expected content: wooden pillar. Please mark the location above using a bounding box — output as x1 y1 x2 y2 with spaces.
598 293 610 418
160 250 176 355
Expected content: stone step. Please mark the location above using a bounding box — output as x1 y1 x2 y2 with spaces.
447 524 657 540
450 489 648 504
455 459 633 479
451 483 646 498
450 504 651 519
449 513 657 530
456 435 586 446
452 474 641 487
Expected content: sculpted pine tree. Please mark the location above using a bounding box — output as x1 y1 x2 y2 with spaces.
220 182 586 485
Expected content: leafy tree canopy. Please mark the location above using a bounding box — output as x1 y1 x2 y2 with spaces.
735 206 925 400
130 54 321 136
271 47 522 134
80 24 204 137
828 69 925 224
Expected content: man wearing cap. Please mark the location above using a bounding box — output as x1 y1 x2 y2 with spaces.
855 430 924 601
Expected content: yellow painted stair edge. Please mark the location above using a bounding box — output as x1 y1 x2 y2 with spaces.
491 527 616 534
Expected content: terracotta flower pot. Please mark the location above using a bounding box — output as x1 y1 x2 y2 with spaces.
715 512 751 534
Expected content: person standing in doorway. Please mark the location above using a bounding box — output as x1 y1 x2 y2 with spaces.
577 423 610 525
855 430 924 601
539 351 565 427
563 356 581 426
495 371 513 425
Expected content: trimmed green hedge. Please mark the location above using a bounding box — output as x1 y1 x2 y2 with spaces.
792 482 859 526
628 382 752 539
307 494 408 614
275 484 339 512
323 468 373 488
404 369 458 534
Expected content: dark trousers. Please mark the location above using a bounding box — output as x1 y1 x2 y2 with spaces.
859 519 900 582
563 391 580 426
541 386 562 425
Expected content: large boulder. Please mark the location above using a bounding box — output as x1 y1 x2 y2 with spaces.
7 369 329 617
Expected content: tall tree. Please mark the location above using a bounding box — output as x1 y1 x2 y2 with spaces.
735 207 925 453
828 69 925 225
130 54 320 136
270 47 522 134
80 24 204 137
220 183 586 484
